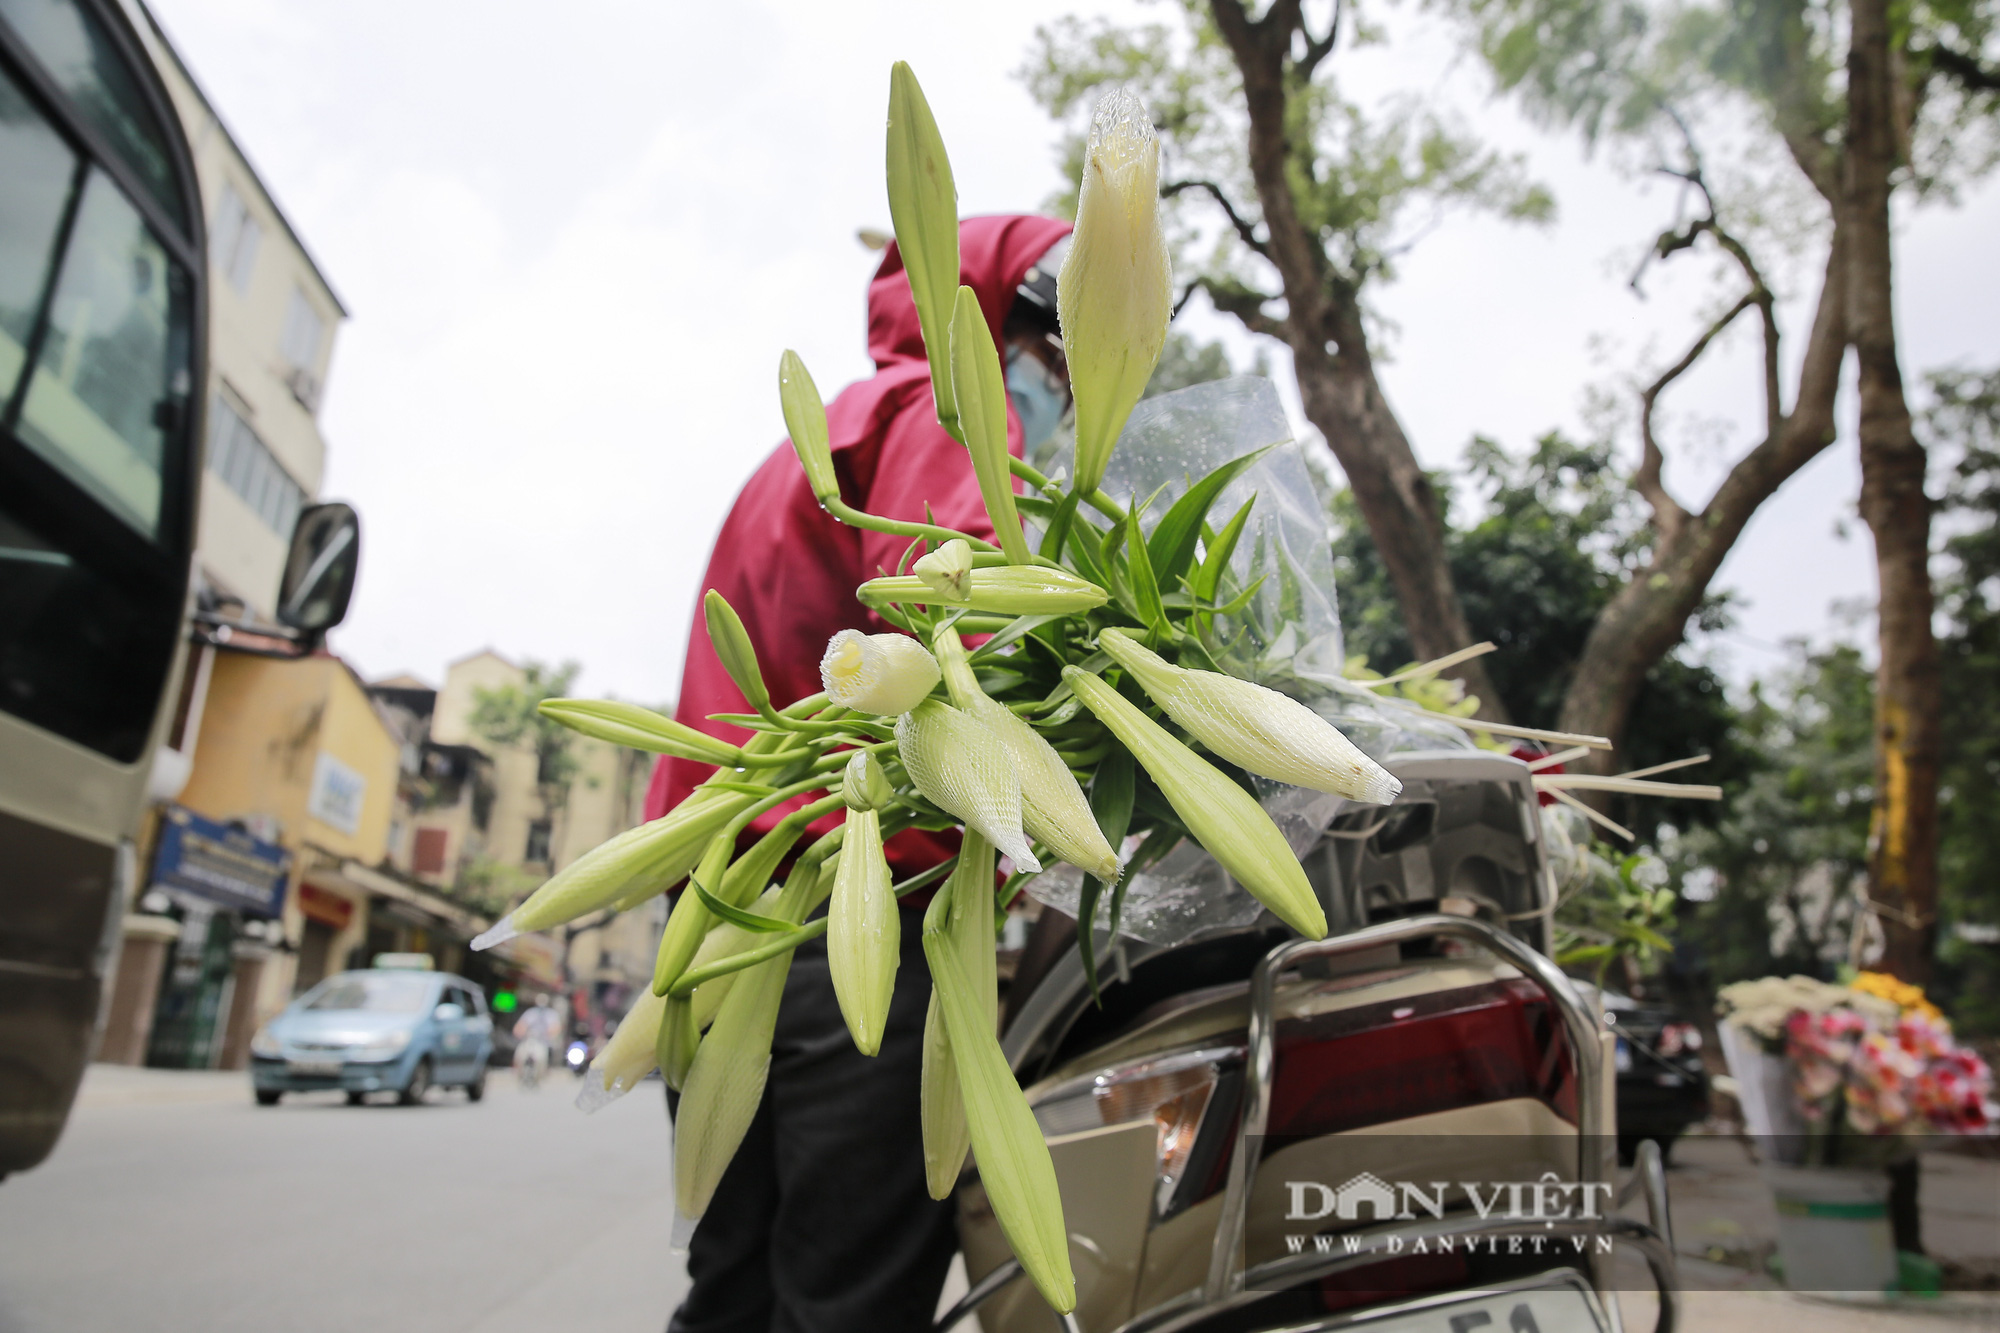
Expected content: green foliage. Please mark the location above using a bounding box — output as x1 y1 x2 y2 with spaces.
1019 6 1553 308
457 858 540 916
469 659 583 805
1552 839 1680 984
1328 431 1748 836
1146 330 1236 396
1438 0 1999 201
1665 645 1877 986
1927 367 2000 1030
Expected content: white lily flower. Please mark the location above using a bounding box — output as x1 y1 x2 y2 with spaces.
820 630 941 716
1058 88 1173 494
1097 628 1401 804
913 538 974 600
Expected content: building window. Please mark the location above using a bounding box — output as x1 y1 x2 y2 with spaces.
279 287 324 411
206 393 302 536
524 820 551 864
413 827 449 877
210 182 260 293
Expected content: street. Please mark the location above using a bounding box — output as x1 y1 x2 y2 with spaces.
2 1067 1993 1332
0 1065 689 1333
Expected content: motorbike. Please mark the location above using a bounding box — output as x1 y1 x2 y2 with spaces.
942 749 1679 1333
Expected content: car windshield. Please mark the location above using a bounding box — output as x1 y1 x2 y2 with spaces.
299 973 434 1014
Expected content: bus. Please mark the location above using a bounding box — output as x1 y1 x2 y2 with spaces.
0 0 356 1177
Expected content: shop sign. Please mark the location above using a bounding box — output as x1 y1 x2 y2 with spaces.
152 806 289 918
307 751 367 835
299 883 354 929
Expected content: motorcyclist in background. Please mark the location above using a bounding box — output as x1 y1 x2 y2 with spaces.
511 993 563 1091
649 215 1073 1333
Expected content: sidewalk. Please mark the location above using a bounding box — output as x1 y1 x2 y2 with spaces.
74 1062 250 1107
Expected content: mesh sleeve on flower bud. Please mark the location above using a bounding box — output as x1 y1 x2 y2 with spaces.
820 629 941 716
894 699 1040 872
1097 628 1401 805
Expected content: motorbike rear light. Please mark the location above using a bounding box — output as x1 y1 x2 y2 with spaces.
1031 1046 1240 1217
1266 977 1578 1141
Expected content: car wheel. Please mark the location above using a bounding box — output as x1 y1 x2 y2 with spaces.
255 1089 282 1107
466 1070 486 1103
399 1058 432 1106
345 1090 366 1106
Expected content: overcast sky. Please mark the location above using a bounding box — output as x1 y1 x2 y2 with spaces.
147 0 2000 705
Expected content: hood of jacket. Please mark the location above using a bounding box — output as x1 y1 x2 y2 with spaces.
826 213 1072 454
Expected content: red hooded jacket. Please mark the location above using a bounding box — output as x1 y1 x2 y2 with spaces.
646 214 1074 877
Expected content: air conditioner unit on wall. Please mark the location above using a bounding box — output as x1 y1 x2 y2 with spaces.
285 365 322 413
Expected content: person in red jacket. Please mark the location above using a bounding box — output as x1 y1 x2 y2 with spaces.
656 214 1072 1333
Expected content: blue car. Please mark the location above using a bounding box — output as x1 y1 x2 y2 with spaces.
249 967 494 1105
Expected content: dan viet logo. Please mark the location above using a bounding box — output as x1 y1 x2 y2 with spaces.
1281 1171 1617 1258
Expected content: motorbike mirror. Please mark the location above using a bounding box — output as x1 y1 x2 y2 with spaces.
278 502 361 635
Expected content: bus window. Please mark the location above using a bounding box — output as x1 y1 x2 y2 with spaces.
0 61 78 404
16 168 189 539
0 0 185 229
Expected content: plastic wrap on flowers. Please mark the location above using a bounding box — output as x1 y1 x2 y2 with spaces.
1030 376 1473 761
1018 377 1460 944
1022 777 1343 946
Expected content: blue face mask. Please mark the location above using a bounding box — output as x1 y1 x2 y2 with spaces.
1006 346 1069 450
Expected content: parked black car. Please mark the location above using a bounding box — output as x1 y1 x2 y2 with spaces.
1602 989 1709 1163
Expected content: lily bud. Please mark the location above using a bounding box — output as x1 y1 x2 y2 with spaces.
472 787 752 948
577 985 665 1113
1097 629 1401 804
949 284 1033 563
656 993 701 1092
1064 667 1326 939
920 991 964 1199
685 885 783 1031
936 629 1120 881
1059 88 1173 494
919 832 996 1198
857 566 1108 615
913 538 974 600
924 930 1076 1314
820 629 941 716
828 809 899 1056
885 62 961 434
538 698 746 767
778 350 839 504
704 590 771 715
895 700 1040 872
842 750 895 812
673 948 792 1226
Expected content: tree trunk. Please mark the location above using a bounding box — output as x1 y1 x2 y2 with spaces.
1849 0 1942 986
1557 236 1849 760
1207 0 1508 719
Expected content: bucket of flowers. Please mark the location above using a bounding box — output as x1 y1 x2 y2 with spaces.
1716 972 1995 1295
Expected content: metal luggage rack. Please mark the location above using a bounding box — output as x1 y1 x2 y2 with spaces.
936 915 1680 1333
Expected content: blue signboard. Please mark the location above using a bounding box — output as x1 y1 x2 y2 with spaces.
152 805 290 918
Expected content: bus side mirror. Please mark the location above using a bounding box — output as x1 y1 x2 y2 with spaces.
278 502 361 638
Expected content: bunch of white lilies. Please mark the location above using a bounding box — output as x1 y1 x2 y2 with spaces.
470 66 1552 1314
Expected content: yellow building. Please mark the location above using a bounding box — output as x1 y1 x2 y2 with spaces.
373 652 663 1032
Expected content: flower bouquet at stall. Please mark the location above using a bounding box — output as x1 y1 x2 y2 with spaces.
1717 971 1995 1164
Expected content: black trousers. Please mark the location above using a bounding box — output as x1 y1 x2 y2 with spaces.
666 909 958 1333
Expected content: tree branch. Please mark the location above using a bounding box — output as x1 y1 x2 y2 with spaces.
1637 116 1785 438
1298 0 1341 76
1925 41 2000 93
1161 178 1269 256
1184 275 1284 336
1637 291 1756 546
